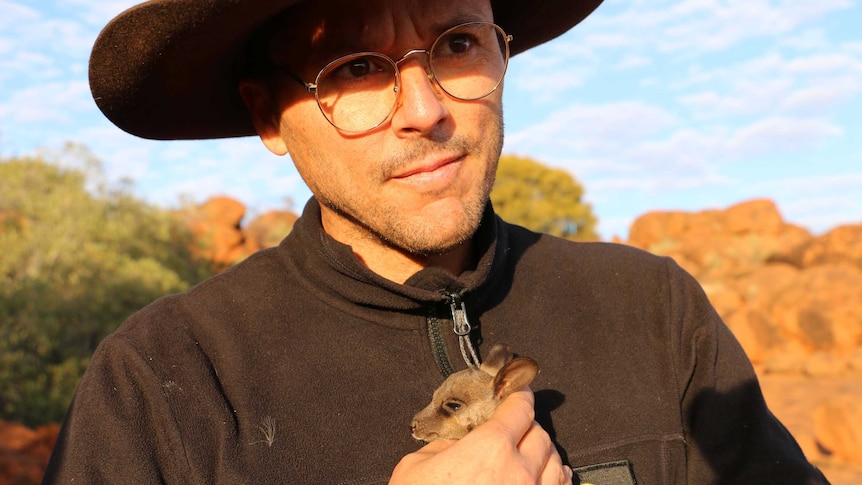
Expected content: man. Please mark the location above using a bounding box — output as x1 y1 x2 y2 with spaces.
44 0 828 483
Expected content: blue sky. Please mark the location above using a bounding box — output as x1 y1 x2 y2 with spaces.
1 0 860 239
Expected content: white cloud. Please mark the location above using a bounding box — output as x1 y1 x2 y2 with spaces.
63 0 141 26
0 1 39 24
615 55 652 69
588 171 732 192
583 33 631 49
784 53 862 75
752 172 862 194
749 172 862 233
508 99 843 172
0 80 92 124
779 79 862 114
780 28 830 51
587 0 854 55
727 117 843 156
678 91 753 119
673 48 862 122
0 2 99 90
506 100 679 153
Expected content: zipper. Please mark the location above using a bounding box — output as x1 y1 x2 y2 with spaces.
448 292 472 337
426 291 483 377
446 291 481 370
426 313 455 377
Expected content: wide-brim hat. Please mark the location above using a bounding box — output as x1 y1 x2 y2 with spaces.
90 0 603 140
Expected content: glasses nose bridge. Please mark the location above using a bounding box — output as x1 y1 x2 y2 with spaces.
394 49 435 80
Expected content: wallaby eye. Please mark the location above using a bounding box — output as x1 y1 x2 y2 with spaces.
444 401 462 412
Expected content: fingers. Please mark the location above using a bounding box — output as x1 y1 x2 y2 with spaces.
537 441 572 485
563 465 575 484
389 439 456 483
481 388 572 483
400 439 454 463
539 445 572 485
518 419 568 484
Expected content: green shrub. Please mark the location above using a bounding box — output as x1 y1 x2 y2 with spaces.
0 145 215 426
491 155 598 240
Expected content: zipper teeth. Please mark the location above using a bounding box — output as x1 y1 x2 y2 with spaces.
427 314 454 377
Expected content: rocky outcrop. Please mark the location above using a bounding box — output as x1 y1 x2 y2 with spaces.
177 197 298 269
0 421 59 484
628 199 814 284
627 199 862 373
177 196 248 268
815 397 862 464
243 210 298 253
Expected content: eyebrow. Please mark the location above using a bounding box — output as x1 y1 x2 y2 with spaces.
430 13 491 34
306 13 493 69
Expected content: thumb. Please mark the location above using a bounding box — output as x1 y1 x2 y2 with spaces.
482 387 535 443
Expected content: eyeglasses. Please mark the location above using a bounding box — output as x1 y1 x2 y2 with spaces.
278 22 512 133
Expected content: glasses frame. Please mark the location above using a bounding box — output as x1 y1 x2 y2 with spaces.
279 21 513 133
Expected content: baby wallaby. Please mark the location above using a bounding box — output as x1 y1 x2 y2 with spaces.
410 343 539 442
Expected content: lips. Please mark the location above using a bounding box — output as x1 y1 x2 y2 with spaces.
390 153 464 180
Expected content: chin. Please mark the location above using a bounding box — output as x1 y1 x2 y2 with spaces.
388 217 478 257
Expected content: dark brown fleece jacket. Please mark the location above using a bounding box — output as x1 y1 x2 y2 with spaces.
43 199 827 485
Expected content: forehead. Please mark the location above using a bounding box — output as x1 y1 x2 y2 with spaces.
268 0 494 67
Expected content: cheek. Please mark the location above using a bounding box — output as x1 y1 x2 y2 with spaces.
281 96 324 139
280 102 333 164
280 116 372 196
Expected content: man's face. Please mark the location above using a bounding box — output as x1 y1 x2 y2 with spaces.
246 0 503 263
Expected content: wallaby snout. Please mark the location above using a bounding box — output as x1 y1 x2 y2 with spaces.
410 343 538 441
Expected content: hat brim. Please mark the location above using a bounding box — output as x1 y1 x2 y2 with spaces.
89 0 603 140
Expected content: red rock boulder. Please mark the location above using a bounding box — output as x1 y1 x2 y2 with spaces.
815 397 862 464
0 421 60 485
243 211 298 253
178 196 249 268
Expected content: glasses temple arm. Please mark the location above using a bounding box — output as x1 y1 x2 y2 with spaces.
276 67 317 94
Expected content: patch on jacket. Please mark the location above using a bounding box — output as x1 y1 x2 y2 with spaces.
572 460 637 485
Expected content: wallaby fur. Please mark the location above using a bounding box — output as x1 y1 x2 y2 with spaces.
410 343 539 441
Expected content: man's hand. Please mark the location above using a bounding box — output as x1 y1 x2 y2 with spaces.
390 388 572 485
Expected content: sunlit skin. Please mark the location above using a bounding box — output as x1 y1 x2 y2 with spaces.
240 0 504 284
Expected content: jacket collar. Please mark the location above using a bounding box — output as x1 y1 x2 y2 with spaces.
275 198 509 328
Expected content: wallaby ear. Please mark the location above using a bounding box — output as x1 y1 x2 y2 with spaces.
493 357 539 399
479 343 514 377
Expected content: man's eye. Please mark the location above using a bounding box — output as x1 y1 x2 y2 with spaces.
445 34 473 54
340 58 372 78
327 55 391 83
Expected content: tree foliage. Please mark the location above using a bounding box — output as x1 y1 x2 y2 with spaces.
0 145 215 426
491 155 598 240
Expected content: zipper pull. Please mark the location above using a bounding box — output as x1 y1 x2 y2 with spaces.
447 293 471 336
445 292 481 369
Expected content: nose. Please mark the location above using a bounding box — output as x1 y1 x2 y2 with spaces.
389 59 449 135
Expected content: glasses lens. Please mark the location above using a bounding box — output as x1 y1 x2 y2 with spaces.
430 23 509 100
311 23 510 133
315 53 398 132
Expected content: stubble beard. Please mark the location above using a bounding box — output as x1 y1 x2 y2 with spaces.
296 111 504 258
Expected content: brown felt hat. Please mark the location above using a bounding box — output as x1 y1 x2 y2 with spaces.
89 0 603 140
